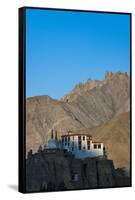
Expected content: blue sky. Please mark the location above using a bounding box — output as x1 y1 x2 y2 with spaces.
26 8 130 99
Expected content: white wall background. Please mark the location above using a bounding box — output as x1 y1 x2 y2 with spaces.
0 0 134 199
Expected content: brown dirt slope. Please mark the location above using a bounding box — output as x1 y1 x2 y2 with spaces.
82 112 130 168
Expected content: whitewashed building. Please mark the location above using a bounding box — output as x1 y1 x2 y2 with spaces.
61 131 104 159
47 129 104 159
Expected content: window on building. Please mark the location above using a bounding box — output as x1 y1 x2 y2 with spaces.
78 136 81 140
68 142 70 146
65 142 67 146
78 141 81 145
94 144 97 149
65 137 67 142
87 140 90 145
62 137 64 143
83 147 85 150
68 137 70 142
72 147 74 151
98 144 101 149
88 145 90 150
83 136 85 140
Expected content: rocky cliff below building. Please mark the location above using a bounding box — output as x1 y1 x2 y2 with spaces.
26 149 131 192
26 71 130 169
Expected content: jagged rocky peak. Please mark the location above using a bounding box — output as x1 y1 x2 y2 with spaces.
61 79 102 102
74 82 84 92
62 71 130 102
105 71 129 81
73 79 101 92
105 71 114 80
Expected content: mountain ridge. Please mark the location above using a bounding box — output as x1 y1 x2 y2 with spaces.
26 71 130 168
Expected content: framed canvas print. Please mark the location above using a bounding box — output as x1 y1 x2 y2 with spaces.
19 7 132 193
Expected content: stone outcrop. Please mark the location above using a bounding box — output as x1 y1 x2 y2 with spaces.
26 149 130 192
105 72 113 80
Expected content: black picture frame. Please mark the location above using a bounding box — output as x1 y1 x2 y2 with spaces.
19 6 132 193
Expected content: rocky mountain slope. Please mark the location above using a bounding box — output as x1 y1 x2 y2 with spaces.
75 111 130 168
26 71 130 168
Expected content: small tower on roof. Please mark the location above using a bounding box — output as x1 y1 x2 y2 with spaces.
55 130 58 140
51 129 54 139
47 129 58 149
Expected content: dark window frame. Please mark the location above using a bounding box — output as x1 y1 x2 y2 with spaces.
78 136 81 140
